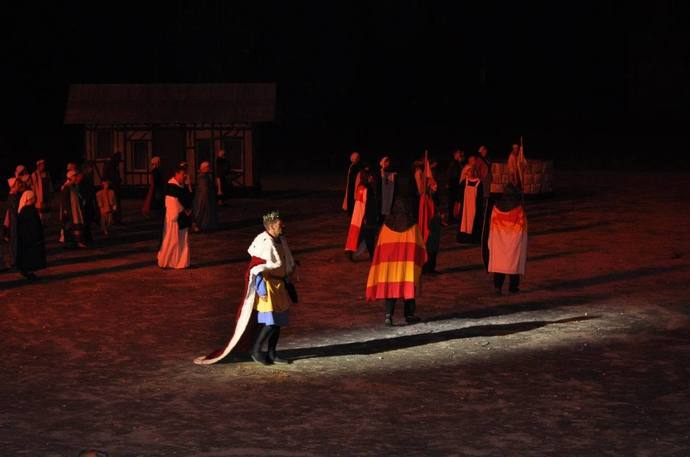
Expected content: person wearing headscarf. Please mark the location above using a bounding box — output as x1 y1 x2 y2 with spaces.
366 194 426 326
59 170 87 248
193 161 218 231
342 152 363 215
195 211 297 366
157 164 192 269
3 177 25 267
31 159 54 221
16 190 46 280
485 184 528 295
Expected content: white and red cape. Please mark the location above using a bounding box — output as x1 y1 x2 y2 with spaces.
194 231 295 365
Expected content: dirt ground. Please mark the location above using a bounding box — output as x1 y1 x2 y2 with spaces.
1 171 690 456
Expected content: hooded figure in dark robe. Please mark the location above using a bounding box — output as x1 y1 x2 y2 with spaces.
193 161 218 231
16 190 46 279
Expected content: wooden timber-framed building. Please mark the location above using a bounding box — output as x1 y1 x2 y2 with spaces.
64 83 276 189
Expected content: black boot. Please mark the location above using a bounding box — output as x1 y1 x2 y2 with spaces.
267 326 291 364
251 325 273 366
385 299 395 326
404 299 420 324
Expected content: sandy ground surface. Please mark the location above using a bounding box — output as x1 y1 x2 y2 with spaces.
1 171 690 456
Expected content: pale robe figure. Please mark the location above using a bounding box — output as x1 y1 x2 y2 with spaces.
507 143 527 191
157 178 191 269
31 160 53 220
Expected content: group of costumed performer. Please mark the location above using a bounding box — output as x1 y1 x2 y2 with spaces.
195 210 297 366
481 183 528 295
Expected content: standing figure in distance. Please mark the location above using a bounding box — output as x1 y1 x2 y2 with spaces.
215 149 231 206
446 149 464 222
102 151 123 224
31 159 53 221
142 156 166 248
193 161 218 232
59 170 87 249
342 152 363 215
96 180 117 236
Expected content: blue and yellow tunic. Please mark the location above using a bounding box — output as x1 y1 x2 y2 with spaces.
256 241 292 326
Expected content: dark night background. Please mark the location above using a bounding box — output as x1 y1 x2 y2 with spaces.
1 1 689 180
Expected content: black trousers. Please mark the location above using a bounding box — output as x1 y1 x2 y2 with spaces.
493 273 520 291
385 298 416 317
423 251 438 272
362 226 378 258
252 324 281 356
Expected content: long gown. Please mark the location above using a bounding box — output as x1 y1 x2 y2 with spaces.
193 173 218 230
457 178 483 244
16 205 46 273
157 179 191 269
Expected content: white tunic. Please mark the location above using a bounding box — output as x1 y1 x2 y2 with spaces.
460 178 480 234
157 179 190 269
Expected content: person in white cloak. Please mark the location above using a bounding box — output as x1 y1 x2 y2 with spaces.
194 210 297 366
157 165 191 269
487 184 528 295
457 155 483 243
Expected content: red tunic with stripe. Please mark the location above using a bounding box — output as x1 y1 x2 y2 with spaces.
366 224 427 301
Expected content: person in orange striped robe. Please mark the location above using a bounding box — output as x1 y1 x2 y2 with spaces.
366 196 427 326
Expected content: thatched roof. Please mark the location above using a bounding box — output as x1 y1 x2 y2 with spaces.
64 83 276 125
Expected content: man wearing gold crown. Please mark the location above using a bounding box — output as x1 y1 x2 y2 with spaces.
194 210 297 366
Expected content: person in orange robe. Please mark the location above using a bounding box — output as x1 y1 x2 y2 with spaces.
366 196 427 326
